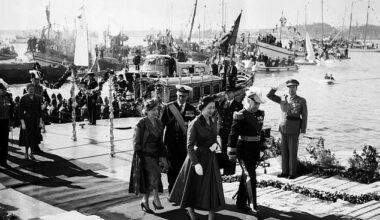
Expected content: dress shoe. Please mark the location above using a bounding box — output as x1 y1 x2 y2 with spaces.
288 175 297 180
236 204 252 211
277 173 289 178
152 201 164 210
140 202 154 214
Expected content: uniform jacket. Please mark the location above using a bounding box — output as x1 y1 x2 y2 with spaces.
228 109 266 159
267 88 308 134
161 101 196 149
0 92 14 122
217 99 243 137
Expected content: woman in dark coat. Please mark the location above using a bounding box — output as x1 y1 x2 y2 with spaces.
19 84 43 160
129 99 169 214
169 95 225 220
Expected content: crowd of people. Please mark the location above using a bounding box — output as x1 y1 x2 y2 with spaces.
258 33 283 48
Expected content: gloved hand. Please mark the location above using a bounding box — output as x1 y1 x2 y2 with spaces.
209 143 218 152
21 122 26 130
228 154 237 162
273 82 286 90
194 163 203 176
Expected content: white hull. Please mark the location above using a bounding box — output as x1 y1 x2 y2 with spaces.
256 40 300 59
254 62 299 73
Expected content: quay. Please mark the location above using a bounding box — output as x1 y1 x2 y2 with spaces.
1 118 380 220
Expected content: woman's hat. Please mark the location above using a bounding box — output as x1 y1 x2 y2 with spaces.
245 86 265 103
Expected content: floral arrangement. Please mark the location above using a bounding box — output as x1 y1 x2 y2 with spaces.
257 179 380 204
305 136 340 167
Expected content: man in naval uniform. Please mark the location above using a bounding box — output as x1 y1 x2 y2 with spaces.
161 85 196 194
267 79 308 179
227 87 266 213
217 86 243 175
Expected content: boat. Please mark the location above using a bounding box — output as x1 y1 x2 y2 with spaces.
129 54 210 78
325 78 335 84
295 33 317 65
133 70 254 104
253 61 299 73
255 40 297 60
0 45 18 60
0 62 67 84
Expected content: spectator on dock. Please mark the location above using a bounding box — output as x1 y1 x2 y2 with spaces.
0 79 13 167
19 84 43 160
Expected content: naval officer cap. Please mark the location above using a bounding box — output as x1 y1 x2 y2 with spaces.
286 79 299 87
246 86 265 103
175 84 192 95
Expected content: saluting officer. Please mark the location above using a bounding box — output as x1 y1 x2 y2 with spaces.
0 79 13 167
228 87 266 214
267 79 308 179
85 73 98 125
161 85 196 194
217 86 243 175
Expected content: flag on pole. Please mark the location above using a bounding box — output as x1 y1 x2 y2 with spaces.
280 11 287 27
228 11 242 46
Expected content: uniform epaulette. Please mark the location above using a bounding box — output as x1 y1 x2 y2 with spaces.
233 110 244 120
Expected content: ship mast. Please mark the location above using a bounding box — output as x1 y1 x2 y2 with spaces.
364 0 370 47
321 0 324 44
188 0 198 43
348 0 353 41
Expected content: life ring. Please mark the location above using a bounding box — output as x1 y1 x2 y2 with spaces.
298 48 304 52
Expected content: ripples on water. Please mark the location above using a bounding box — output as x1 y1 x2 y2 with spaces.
254 52 380 159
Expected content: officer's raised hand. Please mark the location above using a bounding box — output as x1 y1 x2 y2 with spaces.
273 82 287 90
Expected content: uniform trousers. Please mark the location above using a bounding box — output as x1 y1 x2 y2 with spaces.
0 119 9 164
236 157 257 209
220 134 236 175
280 133 299 176
167 146 187 194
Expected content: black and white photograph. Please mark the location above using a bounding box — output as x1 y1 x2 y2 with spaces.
0 0 380 219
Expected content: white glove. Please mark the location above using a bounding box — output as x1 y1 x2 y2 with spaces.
274 82 286 90
209 143 218 152
194 164 203 176
299 133 305 139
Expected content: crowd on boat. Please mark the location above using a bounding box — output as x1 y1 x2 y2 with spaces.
257 33 283 48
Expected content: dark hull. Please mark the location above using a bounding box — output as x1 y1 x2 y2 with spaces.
98 57 125 71
0 62 67 84
0 53 18 60
26 51 74 66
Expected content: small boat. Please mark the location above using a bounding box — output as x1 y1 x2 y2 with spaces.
325 78 335 84
134 71 254 104
253 61 299 73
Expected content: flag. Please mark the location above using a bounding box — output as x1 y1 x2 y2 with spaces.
280 11 287 27
228 11 242 46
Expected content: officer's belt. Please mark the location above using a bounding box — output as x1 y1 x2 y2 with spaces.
286 116 301 121
238 135 260 141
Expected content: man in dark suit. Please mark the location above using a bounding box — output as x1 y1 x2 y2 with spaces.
85 73 98 125
161 85 196 194
217 86 243 175
267 79 308 179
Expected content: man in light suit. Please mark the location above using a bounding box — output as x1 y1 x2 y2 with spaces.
267 79 308 179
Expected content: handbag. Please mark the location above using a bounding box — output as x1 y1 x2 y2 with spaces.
215 143 230 170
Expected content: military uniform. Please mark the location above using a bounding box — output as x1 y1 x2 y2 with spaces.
0 90 13 167
86 77 98 125
267 81 308 177
228 109 266 210
161 100 196 193
217 98 242 175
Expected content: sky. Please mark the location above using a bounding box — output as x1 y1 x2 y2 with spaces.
1 0 379 35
